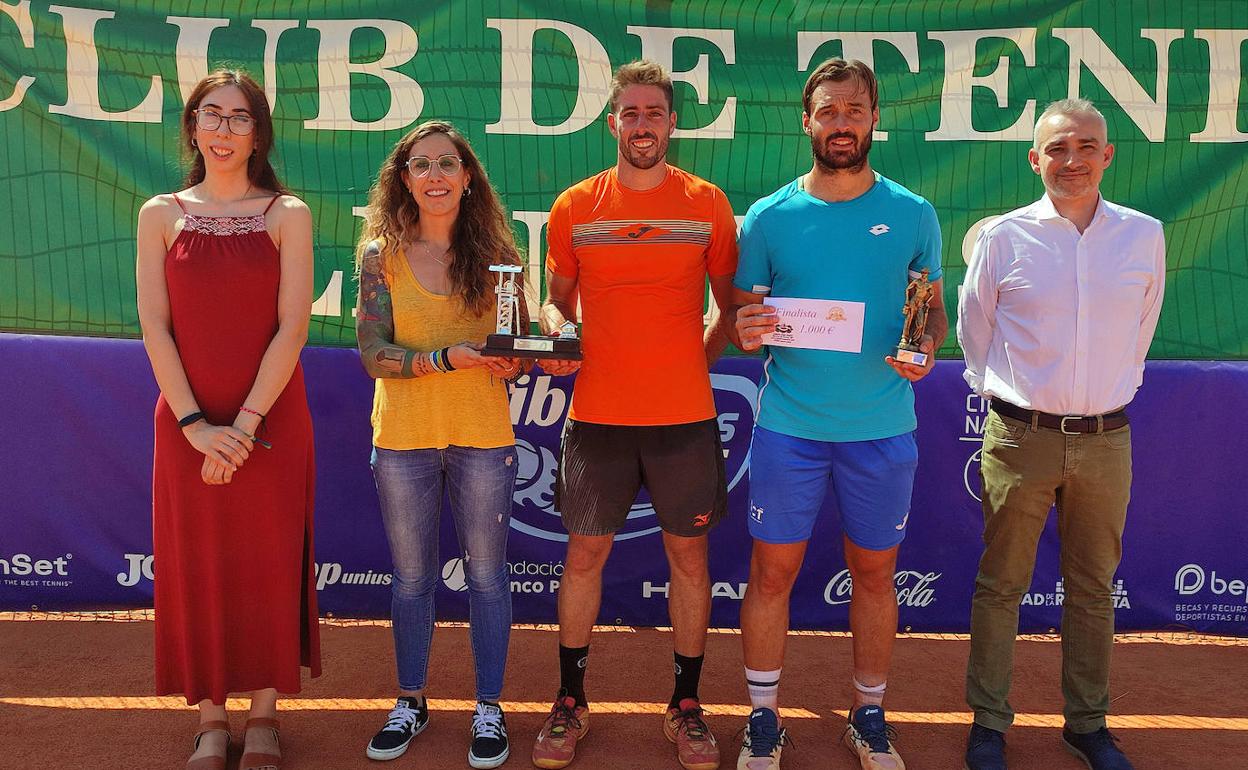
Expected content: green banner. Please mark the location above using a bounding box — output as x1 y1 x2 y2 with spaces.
1 1 1245 357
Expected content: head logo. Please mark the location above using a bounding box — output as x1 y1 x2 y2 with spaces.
508 373 758 542
826 306 847 321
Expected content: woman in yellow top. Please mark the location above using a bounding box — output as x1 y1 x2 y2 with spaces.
355 121 525 769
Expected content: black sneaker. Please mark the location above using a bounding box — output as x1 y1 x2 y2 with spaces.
469 700 510 769
366 696 429 761
965 723 1007 770
1063 726 1134 770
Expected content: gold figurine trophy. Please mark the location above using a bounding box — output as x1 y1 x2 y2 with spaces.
480 264 582 360
895 268 934 367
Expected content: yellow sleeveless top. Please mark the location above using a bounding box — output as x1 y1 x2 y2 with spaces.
371 251 514 449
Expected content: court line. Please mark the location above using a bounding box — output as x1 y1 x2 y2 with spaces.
1 698 1244 730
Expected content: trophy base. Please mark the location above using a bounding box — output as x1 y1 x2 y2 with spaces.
481 333 583 361
894 346 928 366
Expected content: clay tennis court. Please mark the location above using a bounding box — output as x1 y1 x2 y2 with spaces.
1 613 1244 769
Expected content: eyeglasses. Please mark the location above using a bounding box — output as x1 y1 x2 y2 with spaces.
404 154 463 177
194 109 256 136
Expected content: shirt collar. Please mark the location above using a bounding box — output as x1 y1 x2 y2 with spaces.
1032 193 1112 225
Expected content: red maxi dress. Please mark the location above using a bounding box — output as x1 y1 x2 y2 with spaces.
152 194 321 705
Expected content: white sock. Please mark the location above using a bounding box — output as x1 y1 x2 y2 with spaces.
854 676 886 708
745 667 781 712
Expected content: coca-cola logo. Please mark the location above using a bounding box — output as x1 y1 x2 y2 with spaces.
823 569 941 607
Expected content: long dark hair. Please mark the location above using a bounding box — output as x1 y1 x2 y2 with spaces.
357 120 522 317
181 69 285 193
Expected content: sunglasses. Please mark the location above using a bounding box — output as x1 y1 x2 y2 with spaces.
194 109 255 136
404 154 463 177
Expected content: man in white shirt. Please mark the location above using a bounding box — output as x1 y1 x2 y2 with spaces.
958 98 1165 770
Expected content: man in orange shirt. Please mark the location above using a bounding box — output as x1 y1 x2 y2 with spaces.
531 60 740 770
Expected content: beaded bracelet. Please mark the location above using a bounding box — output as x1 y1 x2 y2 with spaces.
239 406 265 420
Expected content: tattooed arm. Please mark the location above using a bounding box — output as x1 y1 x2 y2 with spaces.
355 241 438 379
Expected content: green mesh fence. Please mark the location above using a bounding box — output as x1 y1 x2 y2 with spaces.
1 1 1245 357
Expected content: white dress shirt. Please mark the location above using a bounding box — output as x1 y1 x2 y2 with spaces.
958 194 1166 416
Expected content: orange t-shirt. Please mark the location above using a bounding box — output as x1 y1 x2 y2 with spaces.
546 165 738 425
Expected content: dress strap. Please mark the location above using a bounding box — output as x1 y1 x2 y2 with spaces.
262 194 283 215
171 194 188 213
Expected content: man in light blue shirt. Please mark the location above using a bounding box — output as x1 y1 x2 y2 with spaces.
731 58 946 770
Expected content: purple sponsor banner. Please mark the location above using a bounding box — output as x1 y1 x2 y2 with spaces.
1 333 1245 635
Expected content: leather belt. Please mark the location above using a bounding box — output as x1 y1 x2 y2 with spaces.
990 399 1128 435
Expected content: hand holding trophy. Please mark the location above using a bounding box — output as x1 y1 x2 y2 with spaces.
894 267 934 367
480 264 583 360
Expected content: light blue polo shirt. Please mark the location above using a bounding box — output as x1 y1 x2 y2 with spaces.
734 174 943 442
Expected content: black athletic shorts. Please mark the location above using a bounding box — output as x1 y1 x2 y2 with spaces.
554 417 728 538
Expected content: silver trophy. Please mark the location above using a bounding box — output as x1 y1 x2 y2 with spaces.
480 264 582 360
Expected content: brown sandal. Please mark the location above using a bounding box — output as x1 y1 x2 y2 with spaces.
241 717 282 770
186 720 231 770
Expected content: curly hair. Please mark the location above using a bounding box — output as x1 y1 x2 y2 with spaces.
357 121 521 317
180 69 285 193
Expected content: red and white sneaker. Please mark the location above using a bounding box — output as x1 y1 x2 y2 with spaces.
663 698 720 770
532 695 589 769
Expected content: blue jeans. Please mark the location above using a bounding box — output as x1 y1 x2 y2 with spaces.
371 445 517 701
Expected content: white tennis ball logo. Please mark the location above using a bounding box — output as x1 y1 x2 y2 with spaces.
441 558 468 592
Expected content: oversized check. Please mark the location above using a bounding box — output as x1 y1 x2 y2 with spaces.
760 297 865 353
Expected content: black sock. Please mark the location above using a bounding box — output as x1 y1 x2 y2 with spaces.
670 652 705 709
558 644 589 707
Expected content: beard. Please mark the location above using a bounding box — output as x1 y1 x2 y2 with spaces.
619 132 668 170
812 130 872 173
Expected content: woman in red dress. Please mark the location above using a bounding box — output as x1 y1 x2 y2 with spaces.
136 69 319 770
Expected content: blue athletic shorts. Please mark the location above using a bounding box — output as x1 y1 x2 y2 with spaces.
746 425 918 551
